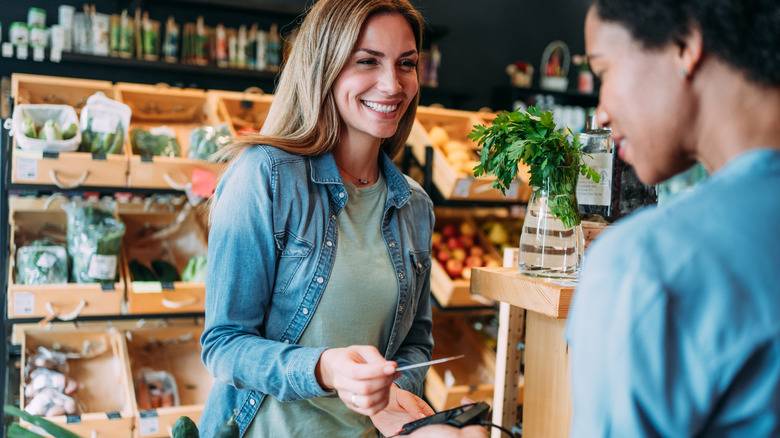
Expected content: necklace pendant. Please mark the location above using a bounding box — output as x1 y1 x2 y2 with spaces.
357 178 369 185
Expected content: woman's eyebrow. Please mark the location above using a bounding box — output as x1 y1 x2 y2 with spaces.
353 48 418 57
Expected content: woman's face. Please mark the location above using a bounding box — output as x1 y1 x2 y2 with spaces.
586 8 696 184
332 13 419 146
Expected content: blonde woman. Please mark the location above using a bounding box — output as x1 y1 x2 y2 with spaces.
199 0 436 436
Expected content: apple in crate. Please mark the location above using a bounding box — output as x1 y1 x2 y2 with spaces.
445 258 464 278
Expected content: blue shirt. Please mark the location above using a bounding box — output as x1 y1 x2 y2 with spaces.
199 146 435 437
566 149 780 437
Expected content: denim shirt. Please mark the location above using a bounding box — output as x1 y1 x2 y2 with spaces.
199 145 435 437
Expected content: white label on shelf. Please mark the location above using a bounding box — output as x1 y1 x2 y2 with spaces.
87 254 117 280
577 152 613 206
503 247 519 268
13 292 35 316
16 44 28 60
16 157 38 180
453 179 472 197
50 47 62 63
133 282 163 293
2 42 14 58
139 411 160 435
32 46 45 62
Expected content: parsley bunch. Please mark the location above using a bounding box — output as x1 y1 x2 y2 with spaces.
468 105 600 228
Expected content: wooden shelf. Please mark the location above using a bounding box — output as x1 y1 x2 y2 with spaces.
470 267 574 319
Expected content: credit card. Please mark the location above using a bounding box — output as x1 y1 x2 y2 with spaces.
396 354 465 372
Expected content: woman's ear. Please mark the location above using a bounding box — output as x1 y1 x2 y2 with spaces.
677 25 704 78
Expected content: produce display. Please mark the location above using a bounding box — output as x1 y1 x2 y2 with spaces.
181 255 207 283
188 123 232 160
480 218 523 254
78 118 125 154
62 200 125 284
135 369 178 410
129 259 180 282
432 220 500 280
426 125 481 176
21 119 78 142
24 347 79 417
15 239 69 286
130 126 182 157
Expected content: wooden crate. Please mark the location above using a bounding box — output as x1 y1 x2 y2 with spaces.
11 73 128 188
120 209 208 314
19 326 135 437
425 313 523 411
8 207 125 319
115 83 226 190
430 212 501 308
407 106 531 202
205 89 274 137
124 323 213 437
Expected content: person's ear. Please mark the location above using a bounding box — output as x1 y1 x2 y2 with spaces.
677 26 703 78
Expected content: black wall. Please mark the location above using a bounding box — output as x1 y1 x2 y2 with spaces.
1 0 592 111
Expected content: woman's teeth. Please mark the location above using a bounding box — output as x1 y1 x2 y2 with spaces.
362 101 397 113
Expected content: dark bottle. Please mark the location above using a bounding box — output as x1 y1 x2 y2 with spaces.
577 115 656 222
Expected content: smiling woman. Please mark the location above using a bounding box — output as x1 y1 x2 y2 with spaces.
198 1 438 437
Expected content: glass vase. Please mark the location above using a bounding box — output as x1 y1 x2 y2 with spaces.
518 165 585 279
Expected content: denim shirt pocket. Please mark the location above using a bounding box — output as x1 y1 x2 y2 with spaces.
273 231 314 295
408 250 431 312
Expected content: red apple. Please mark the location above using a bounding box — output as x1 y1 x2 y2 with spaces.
451 248 467 261
446 236 463 250
459 235 475 249
445 258 464 279
436 249 451 264
442 224 458 238
469 246 485 258
465 255 483 268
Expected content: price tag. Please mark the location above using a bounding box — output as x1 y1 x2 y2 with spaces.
33 46 45 62
139 410 160 436
13 292 35 316
191 167 217 198
2 42 14 58
133 282 163 293
15 157 38 180
87 254 118 280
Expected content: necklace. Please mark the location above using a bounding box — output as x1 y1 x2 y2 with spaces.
336 162 377 185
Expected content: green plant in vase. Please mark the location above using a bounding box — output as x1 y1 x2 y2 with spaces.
468 105 600 228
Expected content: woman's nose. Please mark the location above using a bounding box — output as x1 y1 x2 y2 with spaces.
377 67 403 94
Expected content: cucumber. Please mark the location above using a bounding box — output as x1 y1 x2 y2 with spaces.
214 410 239 438
171 415 199 438
129 260 158 281
151 260 179 282
3 405 83 438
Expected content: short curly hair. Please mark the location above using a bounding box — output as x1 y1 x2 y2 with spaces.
593 0 780 86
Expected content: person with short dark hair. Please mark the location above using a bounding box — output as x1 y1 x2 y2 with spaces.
566 0 780 436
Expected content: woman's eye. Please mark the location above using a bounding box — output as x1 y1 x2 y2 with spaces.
400 60 418 69
357 58 378 65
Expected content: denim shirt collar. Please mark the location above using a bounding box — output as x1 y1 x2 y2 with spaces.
310 150 411 210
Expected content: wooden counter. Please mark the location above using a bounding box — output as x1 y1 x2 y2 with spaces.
471 267 575 438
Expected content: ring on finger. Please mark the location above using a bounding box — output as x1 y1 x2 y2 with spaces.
351 393 358 408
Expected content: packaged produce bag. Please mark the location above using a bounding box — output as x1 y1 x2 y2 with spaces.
188 122 232 160
78 92 132 155
16 238 69 285
11 104 81 152
62 199 125 283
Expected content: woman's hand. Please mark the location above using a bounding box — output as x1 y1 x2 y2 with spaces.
316 345 399 415
369 385 435 436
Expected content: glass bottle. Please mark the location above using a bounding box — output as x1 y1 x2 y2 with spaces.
576 115 618 221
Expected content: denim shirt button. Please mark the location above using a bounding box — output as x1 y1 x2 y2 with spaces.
417 263 422 269
389 242 396 248
317 277 324 284
250 398 256 405
283 339 290 344
331 215 336 221
326 241 333 247
399 306 404 312
302 308 309 315
339 192 345 198
398 273 404 279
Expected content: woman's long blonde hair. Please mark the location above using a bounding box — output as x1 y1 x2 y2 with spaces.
215 0 424 163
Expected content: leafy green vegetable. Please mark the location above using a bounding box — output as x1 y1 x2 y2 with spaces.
62 200 125 284
16 239 68 285
130 127 181 157
188 123 232 160
468 105 601 228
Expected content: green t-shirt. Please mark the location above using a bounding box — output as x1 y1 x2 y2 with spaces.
246 173 398 437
